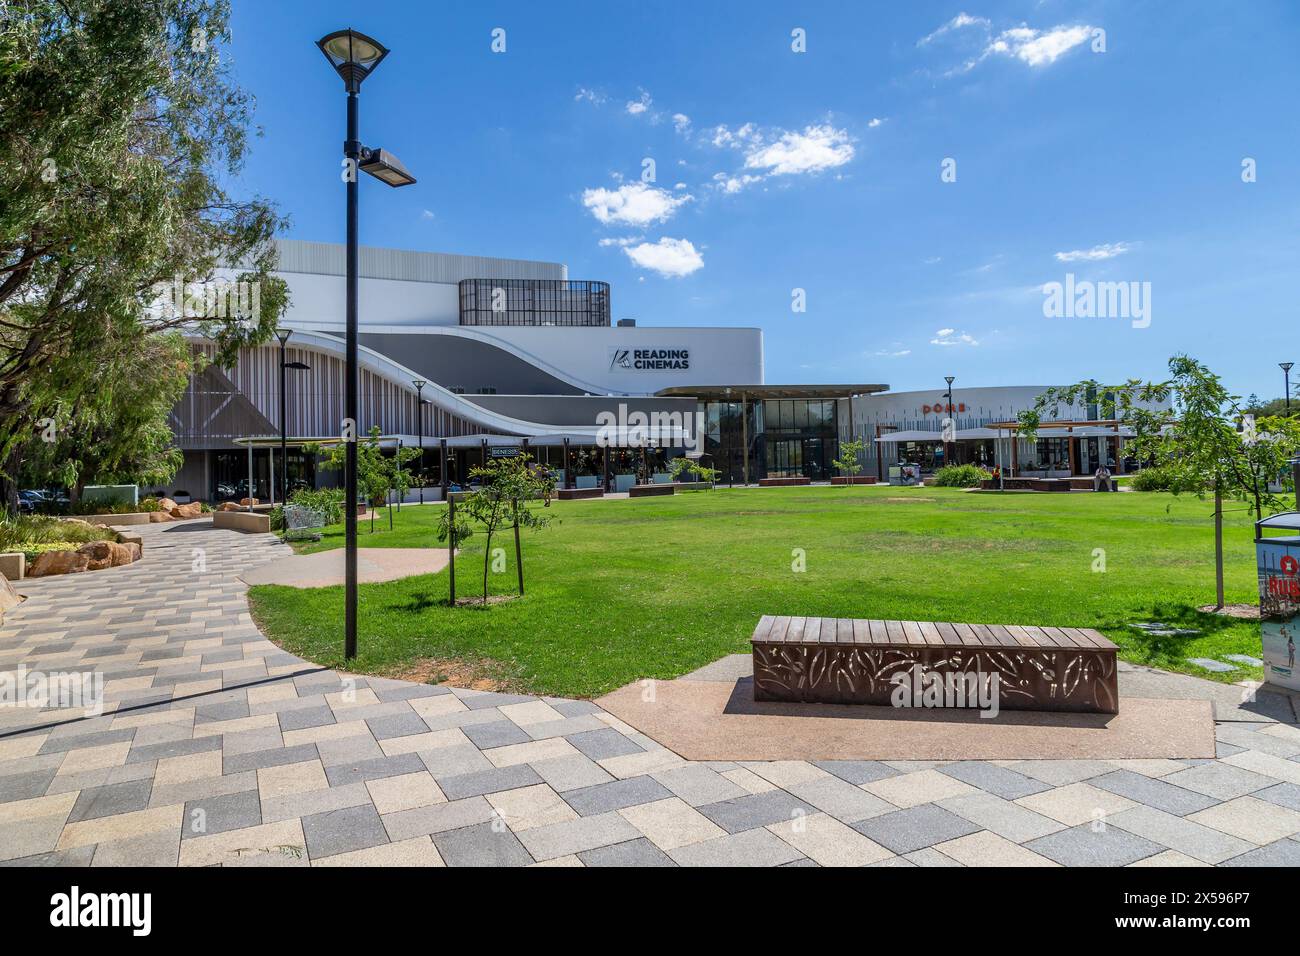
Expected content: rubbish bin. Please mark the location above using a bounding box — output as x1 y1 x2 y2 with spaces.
1255 511 1300 691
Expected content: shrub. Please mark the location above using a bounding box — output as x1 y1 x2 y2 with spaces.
931 464 992 487
0 515 115 553
1129 467 1176 492
271 488 345 533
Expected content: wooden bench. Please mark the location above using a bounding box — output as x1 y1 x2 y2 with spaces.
830 476 877 485
758 477 811 487
750 616 1118 714
628 483 674 498
557 487 604 500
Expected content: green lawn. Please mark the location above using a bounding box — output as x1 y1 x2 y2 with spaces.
246 486 1265 698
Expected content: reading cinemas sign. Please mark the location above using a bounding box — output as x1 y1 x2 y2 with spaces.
609 347 691 372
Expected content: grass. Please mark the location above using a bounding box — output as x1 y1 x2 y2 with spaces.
246 485 1266 699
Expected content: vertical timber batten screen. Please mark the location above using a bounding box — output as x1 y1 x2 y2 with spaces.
458 278 611 327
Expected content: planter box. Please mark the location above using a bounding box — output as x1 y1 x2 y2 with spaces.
758 477 811 487
82 512 154 526
830 476 878 485
212 511 271 533
0 552 24 581
673 481 713 491
557 487 604 500
629 483 674 498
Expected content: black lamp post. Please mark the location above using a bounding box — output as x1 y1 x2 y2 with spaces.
318 28 417 661
943 375 955 467
1282 362 1294 413
275 329 312 502
412 379 426 504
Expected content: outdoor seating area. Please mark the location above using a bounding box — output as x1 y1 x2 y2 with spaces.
749 615 1120 714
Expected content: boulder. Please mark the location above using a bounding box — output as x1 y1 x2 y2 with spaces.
218 501 242 512
158 498 178 512
0 573 19 617
109 542 138 566
29 550 90 577
170 501 203 519
239 497 259 507
148 511 174 523
77 540 115 571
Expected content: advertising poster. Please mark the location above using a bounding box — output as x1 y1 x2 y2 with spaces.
1258 538 1300 691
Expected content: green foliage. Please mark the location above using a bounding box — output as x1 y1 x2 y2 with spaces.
668 457 719 485
832 439 866 478
0 513 113 552
436 455 557 603
270 487 345 533
1129 467 1179 492
0 0 289 501
309 427 419 512
930 464 991 487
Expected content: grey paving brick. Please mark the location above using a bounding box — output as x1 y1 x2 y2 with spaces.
126 735 222 764
937 761 1051 799
1221 839 1300 866
1091 770 1220 816
37 727 136 755
566 728 645 760
1026 824 1164 867
696 789 818 834
1255 782 1300 812
939 792 1064 842
652 765 747 807
1109 805 1254 864
369 680 451 703
563 775 674 816
462 720 532 750
578 837 676 867
528 754 614 792
67 778 154 823
515 810 641 861
669 828 805 867
1162 762 1277 801
0 845 97 867
851 805 981 854
364 711 431 741
550 700 603 718
382 796 495 841
0 768 57 803
277 705 336 732
458 691 537 710
786 775 896 823
437 764 543 801
432 822 534 867
324 752 426 788
813 760 901 785
223 742 319 774
181 789 262 840
194 699 250 722
303 803 390 859
904 847 965 867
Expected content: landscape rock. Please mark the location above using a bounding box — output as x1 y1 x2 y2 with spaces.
77 540 115 570
29 550 90 577
0 574 19 617
158 498 178 512
218 502 242 512
169 501 203 519
239 497 259 507
148 511 174 523
108 542 137 566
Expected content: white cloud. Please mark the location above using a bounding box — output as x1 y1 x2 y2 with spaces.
930 329 980 347
598 236 642 248
874 348 912 358
991 24 1093 67
420 209 435 221
867 117 884 128
712 171 762 194
1054 242 1131 262
743 124 855 176
581 182 692 226
622 237 704 278
672 113 691 133
918 12 989 46
626 90 652 115
575 87 606 105
710 123 759 148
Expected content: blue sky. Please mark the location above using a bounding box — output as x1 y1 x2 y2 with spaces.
226 1 1300 398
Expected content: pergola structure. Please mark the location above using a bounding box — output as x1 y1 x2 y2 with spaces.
984 419 1137 476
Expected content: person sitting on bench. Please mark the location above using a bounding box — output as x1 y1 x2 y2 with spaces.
1093 463 1112 492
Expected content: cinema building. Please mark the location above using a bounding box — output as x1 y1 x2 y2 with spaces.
165 239 1162 502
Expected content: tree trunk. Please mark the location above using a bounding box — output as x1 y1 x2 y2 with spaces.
447 495 456 605
1214 485 1225 610
482 530 492 605
513 512 524 596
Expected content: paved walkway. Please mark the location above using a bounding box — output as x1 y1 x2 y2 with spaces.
238 547 451 589
2 522 1300 867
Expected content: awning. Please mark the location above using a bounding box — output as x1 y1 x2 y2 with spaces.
875 428 1003 442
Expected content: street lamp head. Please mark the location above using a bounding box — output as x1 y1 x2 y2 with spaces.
285 361 311 371
1281 362 1294 373
412 378 427 390
317 29 389 92
275 328 293 347
944 376 955 387
359 147 417 187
